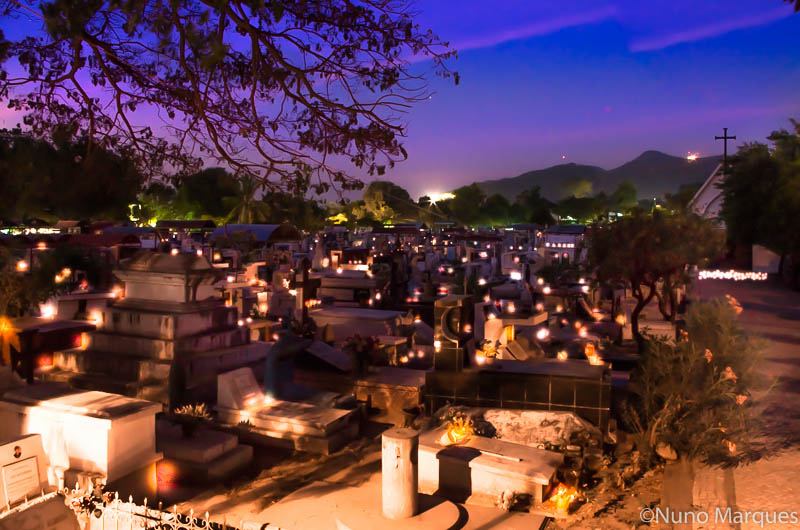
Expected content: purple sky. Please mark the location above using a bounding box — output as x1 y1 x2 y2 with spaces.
2 1 799 199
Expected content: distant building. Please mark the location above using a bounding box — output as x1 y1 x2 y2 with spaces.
543 224 586 264
688 163 725 226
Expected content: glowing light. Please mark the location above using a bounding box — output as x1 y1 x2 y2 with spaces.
581 285 589 293
170 248 179 256
537 278 544 286
464 323 472 333
686 152 699 161
478 278 486 286
237 319 244 327
461 257 468 263
698 269 768 281
227 275 235 283
62 268 72 278
417 350 425 358
196 249 203 257
536 328 549 340
434 340 441 352
288 289 297 296
579 327 588 338
510 271 522 281
36 242 47 250
336 266 343 274
479 251 488 259
548 484 578 513
615 314 626 325
557 350 568 360
556 304 563 313
483 295 491 303
535 303 544 312
543 286 551 295
428 192 455 205
89 311 103 327
16 260 28 272
54 274 63 283
400 355 409 364
438 419 473 446
414 316 421 324
507 302 516 313
246 317 253 324
487 313 496 320
447 267 454 274
475 353 486 365
213 252 222 261
40 304 56 319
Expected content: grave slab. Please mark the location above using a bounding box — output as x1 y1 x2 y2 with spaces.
418 427 562 504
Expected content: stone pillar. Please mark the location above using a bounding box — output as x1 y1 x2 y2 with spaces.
382 428 419 520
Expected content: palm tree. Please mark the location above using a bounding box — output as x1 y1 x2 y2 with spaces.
224 176 271 224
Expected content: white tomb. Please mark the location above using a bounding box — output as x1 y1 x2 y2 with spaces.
0 383 162 498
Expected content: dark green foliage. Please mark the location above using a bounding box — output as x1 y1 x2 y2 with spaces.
632 299 770 467
587 210 724 346
514 186 554 226
720 120 800 260
0 130 145 221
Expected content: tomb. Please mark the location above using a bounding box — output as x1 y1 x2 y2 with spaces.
0 383 162 500
308 307 403 342
425 295 611 431
46 251 269 405
418 427 563 504
215 367 359 454
155 419 253 482
316 270 381 305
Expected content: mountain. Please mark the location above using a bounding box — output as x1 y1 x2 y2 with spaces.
475 150 722 201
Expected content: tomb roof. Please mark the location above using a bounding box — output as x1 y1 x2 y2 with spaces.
117 249 217 275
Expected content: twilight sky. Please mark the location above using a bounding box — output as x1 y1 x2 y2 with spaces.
2 1 799 199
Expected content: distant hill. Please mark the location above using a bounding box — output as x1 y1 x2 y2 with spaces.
475 150 722 201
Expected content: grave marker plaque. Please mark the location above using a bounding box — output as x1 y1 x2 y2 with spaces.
0 434 49 509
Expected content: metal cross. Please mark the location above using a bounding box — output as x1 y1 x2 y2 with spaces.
715 127 736 170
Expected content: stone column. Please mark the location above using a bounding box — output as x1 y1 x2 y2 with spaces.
382 428 419 520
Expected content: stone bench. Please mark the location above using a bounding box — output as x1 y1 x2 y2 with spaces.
418 427 563 504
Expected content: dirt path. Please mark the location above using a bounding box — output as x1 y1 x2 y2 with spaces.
694 279 800 529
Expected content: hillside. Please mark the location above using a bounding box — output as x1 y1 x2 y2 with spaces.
475 151 722 201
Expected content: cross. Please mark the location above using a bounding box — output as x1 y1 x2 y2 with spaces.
715 127 736 171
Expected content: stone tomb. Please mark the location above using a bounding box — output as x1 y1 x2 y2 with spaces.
418 427 562 504
309 307 403 342
0 383 162 500
48 251 268 405
155 420 253 482
0 434 50 509
216 368 359 454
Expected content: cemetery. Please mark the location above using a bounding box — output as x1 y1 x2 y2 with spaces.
1 5 797 527
0 229 668 529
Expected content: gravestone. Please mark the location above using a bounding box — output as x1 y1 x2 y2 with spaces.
0 434 50 509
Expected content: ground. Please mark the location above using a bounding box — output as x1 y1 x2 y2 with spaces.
165 278 800 529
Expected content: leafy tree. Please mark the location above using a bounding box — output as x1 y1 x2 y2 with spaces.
444 184 486 226
664 182 702 213
587 210 724 348
553 195 600 223
263 192 326 232
0 129 145 221
515 186 554 226
362 181 415 223
479 194 511 226
1 0 456 195
720 121 800 284
561 177 593 199
224 176 271 224
136 182 180 224
173 168 239 220
610 180 638 212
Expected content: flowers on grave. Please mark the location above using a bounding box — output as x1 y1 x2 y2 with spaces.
722 366 738 382
704 348 713 363
343 334 380 375
735 394 748 405
438 413 474 446
173 402 212 438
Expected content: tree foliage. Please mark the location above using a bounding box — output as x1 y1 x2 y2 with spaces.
362 180 415 222
1 0 456 195
515 186 554 226
632 299 769 467
720 120 800 262
586 210 724 347
0 129 145 221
